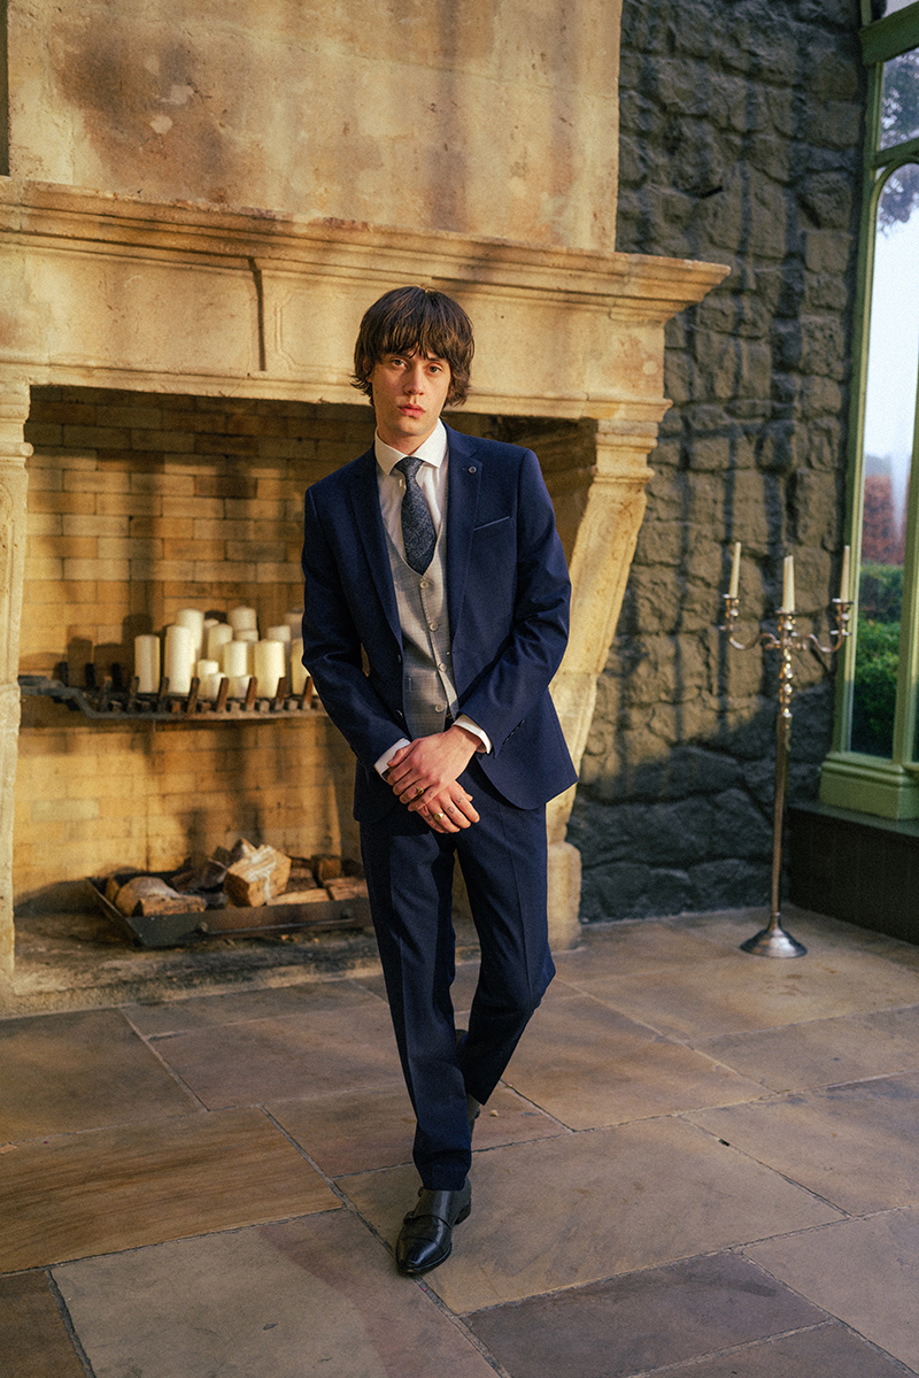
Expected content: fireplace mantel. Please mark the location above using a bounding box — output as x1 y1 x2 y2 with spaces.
0 179 728 980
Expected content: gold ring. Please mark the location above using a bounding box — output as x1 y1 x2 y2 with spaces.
433 811 445 820
414 786 424 800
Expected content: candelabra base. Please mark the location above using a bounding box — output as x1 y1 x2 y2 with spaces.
740 917 807 959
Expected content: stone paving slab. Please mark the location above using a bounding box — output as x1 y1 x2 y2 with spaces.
580 942 919 1040
691 1072 919 1213
6 909 919 1377
681 909 919 973
53 1212 498 1378
502 993 765 1128
464 1251 827 1378
341 1118 842 1313
0 1107 338 1271
746 1207 919 1375
694 1004 919 1092
655 1324 914 1378
554 919 738 980
0 1008 198 1140
148 1000 403 1108
269 1081 562 1177
0 1270 86 1378
122 977 380 1036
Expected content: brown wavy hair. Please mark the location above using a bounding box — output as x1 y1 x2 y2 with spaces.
352 286 474 406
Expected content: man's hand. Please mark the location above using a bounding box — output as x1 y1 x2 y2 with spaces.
385 725 481 833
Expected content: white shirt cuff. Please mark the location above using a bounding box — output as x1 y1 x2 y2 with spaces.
454 715 492 755
375 738 410 778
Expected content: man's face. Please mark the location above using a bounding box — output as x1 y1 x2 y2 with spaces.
369 348 452 454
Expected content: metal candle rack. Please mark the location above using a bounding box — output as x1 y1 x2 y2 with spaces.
19 664 317 722
719 559 852 958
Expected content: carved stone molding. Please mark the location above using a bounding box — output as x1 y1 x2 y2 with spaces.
0 383 32 980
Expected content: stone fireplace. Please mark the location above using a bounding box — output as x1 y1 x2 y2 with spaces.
0 1 727 980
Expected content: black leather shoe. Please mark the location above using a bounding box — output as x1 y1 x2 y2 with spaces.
395 1181 472 1275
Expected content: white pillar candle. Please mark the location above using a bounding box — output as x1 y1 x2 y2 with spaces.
232 628 258 675
228 605 258 633
134 634 160 694
290 638 308 694
196 658 221 701
267 625 292 643
780 555 795 613
206 622 234 661
175 608 205 660
222 639 250 697
254 639 286 697
840 544 851 602
729 541 742 598
284 609 303 636
164 624 193 694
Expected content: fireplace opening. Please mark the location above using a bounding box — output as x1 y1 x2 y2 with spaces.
16 384 587 950
16 384 370 920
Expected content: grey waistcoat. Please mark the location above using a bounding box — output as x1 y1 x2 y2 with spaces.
384 523 458 740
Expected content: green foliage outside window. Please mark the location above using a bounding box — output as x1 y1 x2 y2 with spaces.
851 561 903 753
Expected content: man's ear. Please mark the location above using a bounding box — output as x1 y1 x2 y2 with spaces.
359 355 375 395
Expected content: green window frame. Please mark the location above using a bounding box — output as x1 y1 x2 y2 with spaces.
821 0 919 818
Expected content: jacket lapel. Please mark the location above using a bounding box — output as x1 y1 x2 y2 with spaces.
346 447 402 646
444 426 481 641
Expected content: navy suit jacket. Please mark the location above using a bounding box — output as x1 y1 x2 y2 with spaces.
301 424 577 822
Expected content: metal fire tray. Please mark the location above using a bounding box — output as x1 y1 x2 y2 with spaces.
87 877 369 949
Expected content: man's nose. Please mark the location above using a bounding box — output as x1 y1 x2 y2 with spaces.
403 365 426 393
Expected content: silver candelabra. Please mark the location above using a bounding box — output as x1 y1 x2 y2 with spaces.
720 546 852 957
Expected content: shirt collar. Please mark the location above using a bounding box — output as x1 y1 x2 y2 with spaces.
374 419 448 476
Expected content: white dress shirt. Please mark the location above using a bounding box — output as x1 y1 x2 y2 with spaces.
373 421 491 776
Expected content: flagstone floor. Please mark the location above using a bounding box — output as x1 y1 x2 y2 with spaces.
3 905 919 1377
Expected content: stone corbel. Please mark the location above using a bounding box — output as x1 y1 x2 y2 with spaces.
544 406 667 949
0 380 32 980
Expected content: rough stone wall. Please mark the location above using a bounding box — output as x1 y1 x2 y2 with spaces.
570 0 865 921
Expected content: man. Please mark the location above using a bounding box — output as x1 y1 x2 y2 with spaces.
301 285 576 1275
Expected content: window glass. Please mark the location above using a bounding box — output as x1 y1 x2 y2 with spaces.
850 164 919 754
880 48 919 149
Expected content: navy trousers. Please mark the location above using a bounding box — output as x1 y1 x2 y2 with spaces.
360 758 555 1191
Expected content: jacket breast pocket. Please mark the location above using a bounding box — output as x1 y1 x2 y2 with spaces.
472 515 511 536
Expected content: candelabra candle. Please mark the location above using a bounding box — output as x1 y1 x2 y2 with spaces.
719 558 852 958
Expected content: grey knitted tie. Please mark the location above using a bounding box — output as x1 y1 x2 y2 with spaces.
394 456 436 574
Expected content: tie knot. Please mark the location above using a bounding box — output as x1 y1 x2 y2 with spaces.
395 455 423 482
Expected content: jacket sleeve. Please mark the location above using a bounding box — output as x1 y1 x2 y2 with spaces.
452 448 571 756
301 485 407 771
